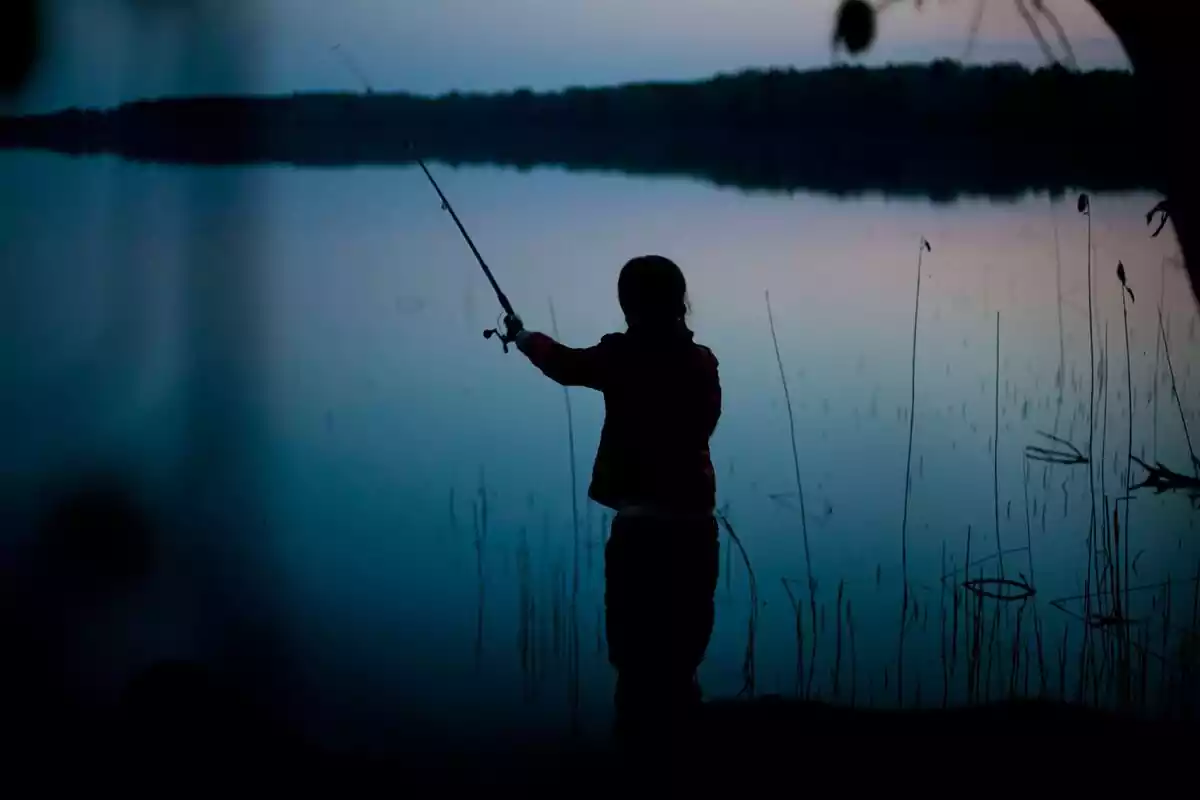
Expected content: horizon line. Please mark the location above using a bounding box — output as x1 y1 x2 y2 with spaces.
16 57 1133 117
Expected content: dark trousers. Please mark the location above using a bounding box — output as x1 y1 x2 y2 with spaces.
604 513 719 746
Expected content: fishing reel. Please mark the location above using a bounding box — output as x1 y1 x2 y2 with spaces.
483 311 518 353
483 326 511 353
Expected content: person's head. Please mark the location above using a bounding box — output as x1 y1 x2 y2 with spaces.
617 255 689 329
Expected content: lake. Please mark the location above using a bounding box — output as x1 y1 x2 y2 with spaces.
1 152 1197 751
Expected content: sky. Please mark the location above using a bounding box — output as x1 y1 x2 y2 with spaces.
8 0 1128 112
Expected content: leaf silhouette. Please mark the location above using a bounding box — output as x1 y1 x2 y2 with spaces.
1117 261 1126 286
923 239 932 252
1126 286 1136 304
1146 200 1171 237
833 0 877 55
1077 193 1090 214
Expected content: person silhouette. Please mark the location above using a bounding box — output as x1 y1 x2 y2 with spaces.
504 255 721 749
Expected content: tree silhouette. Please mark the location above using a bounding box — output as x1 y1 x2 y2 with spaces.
831 0 1200 310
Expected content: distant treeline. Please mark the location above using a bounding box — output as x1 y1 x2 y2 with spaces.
0 61 1160 200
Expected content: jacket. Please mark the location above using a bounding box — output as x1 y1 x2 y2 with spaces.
516 323 720 513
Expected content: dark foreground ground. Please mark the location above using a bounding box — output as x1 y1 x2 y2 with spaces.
7 660 1192 794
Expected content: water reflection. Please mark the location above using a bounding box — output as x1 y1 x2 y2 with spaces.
0 153 1196 751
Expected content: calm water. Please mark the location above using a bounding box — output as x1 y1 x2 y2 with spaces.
2 152 1197 748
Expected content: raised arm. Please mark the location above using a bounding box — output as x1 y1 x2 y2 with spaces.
514 329 614 391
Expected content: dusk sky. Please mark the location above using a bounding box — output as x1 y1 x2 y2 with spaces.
11 0 1127 111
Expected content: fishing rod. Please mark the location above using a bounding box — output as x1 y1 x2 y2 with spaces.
408 146 519 351
330 44 374 94
328 44 520 352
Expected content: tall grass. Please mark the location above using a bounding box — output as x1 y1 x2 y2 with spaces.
474 467 489 667
1052 202 1067 438
994 311 1004 579
516 525 538 700
1158 309 1198 475
765 290 817 699
1119 262 1135 699
1023 456 1036 589
1079 194 1099 701
896 236 931 707
717 511 760 697
781 578 805 697
1101 325 1110 545
1153 258 1166 461
902 238 930 583
847 600 858 707
548 297 582 730
833 579 845 700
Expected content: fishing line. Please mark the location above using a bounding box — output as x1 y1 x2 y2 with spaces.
329 44 521 351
